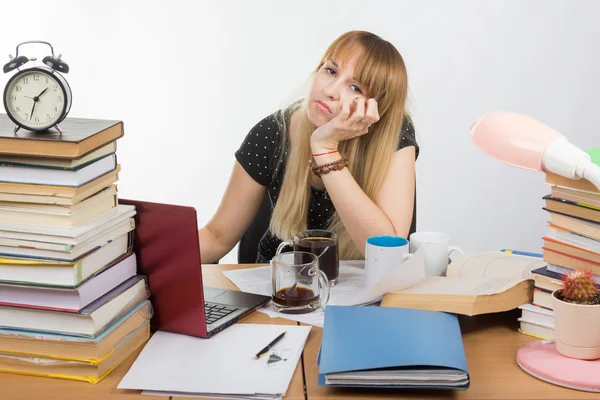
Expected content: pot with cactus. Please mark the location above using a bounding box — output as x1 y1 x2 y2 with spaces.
552 269 600 360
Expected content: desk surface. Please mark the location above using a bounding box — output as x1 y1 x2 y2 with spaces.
3 264 599 400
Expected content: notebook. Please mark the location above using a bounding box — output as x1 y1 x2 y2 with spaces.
318 306 470 389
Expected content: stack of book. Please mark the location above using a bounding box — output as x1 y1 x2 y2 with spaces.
518 147 600 340
0 114 151 384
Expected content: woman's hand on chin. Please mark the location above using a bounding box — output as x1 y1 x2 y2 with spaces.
310 95 379 153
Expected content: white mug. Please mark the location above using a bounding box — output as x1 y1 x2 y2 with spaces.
409 232 464 277
364 236 412 287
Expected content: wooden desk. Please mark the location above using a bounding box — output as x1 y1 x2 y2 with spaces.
4 263 598 400
1 264 305 400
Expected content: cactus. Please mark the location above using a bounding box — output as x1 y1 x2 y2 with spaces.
558 269 600 305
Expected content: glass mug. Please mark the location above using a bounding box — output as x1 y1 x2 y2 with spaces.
271 251 330 314
276 229 340 286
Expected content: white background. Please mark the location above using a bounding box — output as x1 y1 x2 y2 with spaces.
0 0 597 264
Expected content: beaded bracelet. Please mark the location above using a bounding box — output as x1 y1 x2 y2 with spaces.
309 157 349 176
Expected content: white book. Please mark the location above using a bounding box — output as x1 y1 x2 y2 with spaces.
0 253 136 311
0 276 149 338
0 154 117 187
0 219 134 259
0 204 135 239
518 303 554 327
0 232 131 286
546 224 600 254
518 320 556 340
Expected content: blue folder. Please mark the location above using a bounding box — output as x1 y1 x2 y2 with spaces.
318 306 470 390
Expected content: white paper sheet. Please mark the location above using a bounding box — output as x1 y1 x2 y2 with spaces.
142 390 281 400
223 251 426 327
118 325 311 399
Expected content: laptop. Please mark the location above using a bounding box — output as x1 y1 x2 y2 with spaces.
118 199 271 338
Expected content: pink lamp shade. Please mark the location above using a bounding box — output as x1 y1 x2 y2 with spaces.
470 112 563 171
470 111 600 190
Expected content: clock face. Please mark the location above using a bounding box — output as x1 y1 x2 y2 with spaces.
3 68 68 130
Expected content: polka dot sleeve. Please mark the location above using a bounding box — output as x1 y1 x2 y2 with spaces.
234 114 281 186
398 116 420 160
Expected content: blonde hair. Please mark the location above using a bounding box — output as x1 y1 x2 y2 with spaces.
269 31 409 260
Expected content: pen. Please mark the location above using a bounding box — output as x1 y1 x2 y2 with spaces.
254 331 287 360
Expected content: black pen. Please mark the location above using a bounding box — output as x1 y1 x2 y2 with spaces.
254 331 287 359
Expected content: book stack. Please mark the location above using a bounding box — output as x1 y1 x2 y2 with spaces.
0 114 151 384
518 147 600 340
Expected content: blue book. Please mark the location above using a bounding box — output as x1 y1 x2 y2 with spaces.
500 249 543 258
318 306 470 390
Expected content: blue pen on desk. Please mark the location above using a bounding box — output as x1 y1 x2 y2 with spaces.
501 249 543 258
254 331 287 359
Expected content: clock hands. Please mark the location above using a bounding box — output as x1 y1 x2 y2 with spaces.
36 87 49 98
27 87 49 121
29 100 36 120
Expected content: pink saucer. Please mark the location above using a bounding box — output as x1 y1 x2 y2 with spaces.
517 340 600 392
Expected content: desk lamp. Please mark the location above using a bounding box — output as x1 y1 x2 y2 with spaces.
470 112 600 191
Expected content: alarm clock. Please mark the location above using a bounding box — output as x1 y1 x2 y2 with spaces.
2 41 72 134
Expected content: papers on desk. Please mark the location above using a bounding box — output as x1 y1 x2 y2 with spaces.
118 324 311 400
142 391 282 400
223 251 426 327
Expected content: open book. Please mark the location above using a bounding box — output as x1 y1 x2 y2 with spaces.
380 251 546 316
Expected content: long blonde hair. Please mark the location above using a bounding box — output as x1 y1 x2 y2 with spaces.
269 31 409 260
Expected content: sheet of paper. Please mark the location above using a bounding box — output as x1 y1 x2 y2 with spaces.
446 251 546 280
399 276 526 295
223 252 427 327
332 249 426 306
142 391 281 400
118 325 310 399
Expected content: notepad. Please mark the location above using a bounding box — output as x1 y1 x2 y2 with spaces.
318 306 470 389
117 324 311 399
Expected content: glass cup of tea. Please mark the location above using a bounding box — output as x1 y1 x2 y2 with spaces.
275 229 340 286
271 251 330 314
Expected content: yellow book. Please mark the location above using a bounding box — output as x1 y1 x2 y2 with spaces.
381 251 546 316
0 322 149 384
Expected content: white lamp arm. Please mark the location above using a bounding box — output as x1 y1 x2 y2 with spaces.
543 138 600 191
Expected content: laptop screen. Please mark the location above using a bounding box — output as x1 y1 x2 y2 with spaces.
118 199 209 337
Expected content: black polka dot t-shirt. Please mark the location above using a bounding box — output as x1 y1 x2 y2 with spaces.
235 109 419 263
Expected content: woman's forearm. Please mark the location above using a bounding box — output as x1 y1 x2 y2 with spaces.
198 226 230 264
316 155 397 256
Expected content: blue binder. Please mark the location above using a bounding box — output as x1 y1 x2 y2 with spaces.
318 306 470 389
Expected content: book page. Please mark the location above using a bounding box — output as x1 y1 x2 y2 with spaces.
400 276 525 296
446 251 545 280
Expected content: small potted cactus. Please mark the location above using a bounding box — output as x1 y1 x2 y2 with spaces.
552 269 600 360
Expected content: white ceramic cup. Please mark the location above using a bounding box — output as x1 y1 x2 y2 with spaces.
364 236 412 287
409 232 464 277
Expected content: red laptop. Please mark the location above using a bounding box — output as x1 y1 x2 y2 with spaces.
119 199 271 338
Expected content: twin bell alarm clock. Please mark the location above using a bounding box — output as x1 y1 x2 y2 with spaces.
2 40 72 134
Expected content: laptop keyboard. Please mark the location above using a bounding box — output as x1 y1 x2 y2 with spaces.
204 302 239 325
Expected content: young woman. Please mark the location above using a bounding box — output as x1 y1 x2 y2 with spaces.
199 30 419 263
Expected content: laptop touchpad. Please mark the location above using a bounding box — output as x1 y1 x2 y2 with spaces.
204 287 226 300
